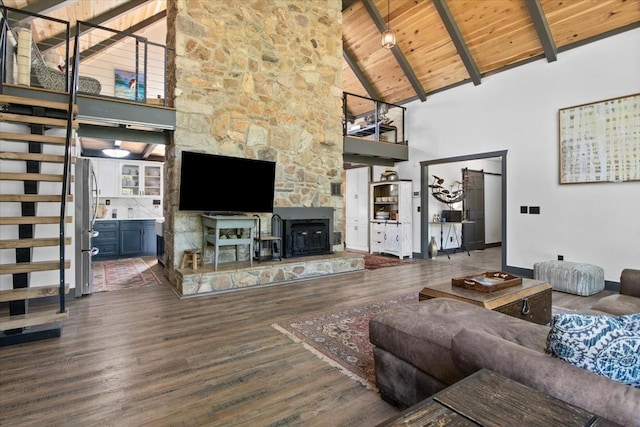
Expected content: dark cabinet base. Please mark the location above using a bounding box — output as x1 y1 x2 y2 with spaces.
94 220 157 259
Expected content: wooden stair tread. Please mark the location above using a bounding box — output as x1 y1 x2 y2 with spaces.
0 194 73 202
0 284 70 303
0 237 71 250
0 172 70 182
0 132 69 145
0 112 78 128
0 309 69 331
0 260 71 275
0 216 72 225
0 94 77 113
0 152 71 163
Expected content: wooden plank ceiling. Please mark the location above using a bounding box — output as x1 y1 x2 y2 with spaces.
343 0 640 115
3 0 639 141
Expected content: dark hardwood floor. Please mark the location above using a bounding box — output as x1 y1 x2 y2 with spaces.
0 247 614 426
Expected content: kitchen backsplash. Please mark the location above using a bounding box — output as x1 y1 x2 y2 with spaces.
97 197 163 219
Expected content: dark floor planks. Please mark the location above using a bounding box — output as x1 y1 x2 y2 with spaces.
0 247 614 426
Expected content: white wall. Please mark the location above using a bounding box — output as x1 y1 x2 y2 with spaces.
396 29 640 281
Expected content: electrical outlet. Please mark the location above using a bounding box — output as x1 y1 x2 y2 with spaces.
558 255 564 261
450 236 453 242
529 206 540 214
105 199 110 205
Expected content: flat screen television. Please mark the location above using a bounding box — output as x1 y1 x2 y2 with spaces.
179 151 276 213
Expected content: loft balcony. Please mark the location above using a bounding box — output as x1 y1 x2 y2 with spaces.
0 6 175 158
343 92 408 166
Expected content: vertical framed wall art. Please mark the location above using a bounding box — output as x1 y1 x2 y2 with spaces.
558 93 639 184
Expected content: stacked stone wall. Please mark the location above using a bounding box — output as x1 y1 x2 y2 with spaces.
164 0 343 285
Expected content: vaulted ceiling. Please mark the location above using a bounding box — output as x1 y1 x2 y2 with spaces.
3 0 639 153
343 0 639 114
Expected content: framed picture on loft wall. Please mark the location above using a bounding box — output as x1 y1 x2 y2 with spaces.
114 69 145 101
558 93 640 184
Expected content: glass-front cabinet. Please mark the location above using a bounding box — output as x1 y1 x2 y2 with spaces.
120 163 141 196
143 164 162 196
119 162 163 197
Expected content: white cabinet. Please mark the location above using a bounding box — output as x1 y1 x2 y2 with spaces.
369 180 412 259
119 162 163 197
345 167 370 252
93 159 119 197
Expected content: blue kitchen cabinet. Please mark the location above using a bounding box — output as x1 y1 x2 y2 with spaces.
120 220 156 257
93 221 119 259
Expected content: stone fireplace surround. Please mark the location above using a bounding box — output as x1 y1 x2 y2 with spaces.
174 207 363 297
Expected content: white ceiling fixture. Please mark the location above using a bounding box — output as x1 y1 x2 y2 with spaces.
102 140 130 158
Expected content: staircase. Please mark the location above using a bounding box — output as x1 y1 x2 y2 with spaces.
0 94 74 346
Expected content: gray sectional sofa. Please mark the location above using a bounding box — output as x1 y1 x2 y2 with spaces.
369 270 640 427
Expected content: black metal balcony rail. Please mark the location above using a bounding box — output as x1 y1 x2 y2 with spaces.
343 92 407 145
75 20 174 106
0 6 174 107
1 6 71 92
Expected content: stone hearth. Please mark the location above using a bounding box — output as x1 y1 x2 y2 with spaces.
176 252 364 297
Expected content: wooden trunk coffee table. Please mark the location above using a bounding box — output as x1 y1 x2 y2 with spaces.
419 277 551 325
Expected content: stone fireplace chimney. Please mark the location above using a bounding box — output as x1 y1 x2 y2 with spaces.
163 1 344 286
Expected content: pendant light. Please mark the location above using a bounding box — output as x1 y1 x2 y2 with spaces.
381 0 396 49
102 140 130 158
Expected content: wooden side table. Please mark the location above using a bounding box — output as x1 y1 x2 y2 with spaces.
376 369 616 426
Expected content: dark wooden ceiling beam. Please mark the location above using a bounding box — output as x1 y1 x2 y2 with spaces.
360 0 426 102
432 0 481 86
38 0 151 51
12 0 76 19
342 0 359 12
140 143 157 159
525 0 557 62
79 10 166 61
343 40 379 100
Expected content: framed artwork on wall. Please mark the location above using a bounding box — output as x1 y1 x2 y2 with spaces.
558 93 639 184
114 69 145 101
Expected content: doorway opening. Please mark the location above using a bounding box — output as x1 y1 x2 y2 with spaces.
420 150 507 270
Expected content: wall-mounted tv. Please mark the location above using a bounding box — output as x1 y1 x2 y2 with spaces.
179 151 276 213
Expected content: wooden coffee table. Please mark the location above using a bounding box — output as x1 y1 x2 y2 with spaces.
419 277 551 325
376 369 617 426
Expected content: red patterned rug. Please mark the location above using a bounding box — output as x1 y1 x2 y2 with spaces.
92 258 161 292
364 253 416 270
273 292 417 389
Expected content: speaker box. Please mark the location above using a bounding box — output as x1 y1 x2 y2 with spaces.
442 210 462 222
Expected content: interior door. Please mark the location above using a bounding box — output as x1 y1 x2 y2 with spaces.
462 169 485 251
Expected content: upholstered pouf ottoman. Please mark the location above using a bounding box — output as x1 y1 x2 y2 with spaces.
533 260 604 296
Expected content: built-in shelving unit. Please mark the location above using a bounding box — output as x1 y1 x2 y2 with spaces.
369 180 412 259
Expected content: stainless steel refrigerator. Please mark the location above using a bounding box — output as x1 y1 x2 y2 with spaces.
74 158 99 296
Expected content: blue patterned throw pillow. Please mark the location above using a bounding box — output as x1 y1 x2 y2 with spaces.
546 313 640 387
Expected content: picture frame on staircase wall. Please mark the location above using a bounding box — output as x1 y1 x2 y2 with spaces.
558 93 640 184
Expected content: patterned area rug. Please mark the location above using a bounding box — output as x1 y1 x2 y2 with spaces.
364 254 416 270
92 258 161 292
273 292 417 389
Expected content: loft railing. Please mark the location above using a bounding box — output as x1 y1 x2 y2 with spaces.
0 7 174 107
343 92 407 145
75 20 173 106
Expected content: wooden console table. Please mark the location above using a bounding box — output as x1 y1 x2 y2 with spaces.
377 369 616 426
201 215 255 271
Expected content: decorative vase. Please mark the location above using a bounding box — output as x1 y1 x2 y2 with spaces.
428 236 438 259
